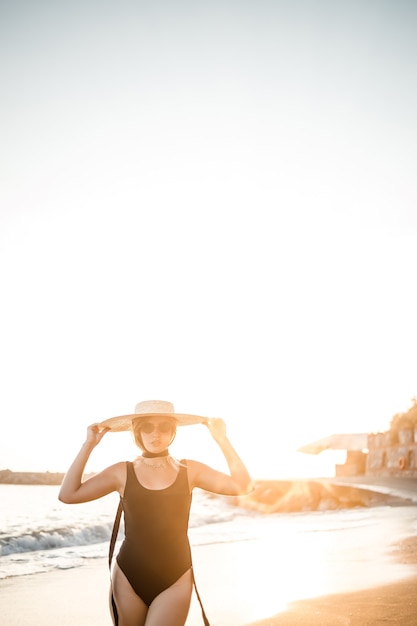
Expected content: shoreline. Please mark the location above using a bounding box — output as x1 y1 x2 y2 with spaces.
1 531 417 625
1 556 416 625
1 567 417 626
1 479 416 624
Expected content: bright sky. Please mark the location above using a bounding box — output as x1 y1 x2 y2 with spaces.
1 0 416 479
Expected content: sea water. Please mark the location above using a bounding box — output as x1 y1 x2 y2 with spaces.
1 484 416 591
0 484 252 578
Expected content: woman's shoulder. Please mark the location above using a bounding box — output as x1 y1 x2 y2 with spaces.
98 461 128 488
105 460 128 472
182 458 207 468
181 459 210 485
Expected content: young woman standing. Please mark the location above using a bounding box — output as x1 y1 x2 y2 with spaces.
59 400 253 626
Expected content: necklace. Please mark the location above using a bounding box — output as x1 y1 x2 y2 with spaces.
138 456 170 469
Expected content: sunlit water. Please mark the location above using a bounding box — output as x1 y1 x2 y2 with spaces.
1 484 416 622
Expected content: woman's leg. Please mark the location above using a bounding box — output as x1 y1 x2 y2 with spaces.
111 562 148 626
145 569 193 626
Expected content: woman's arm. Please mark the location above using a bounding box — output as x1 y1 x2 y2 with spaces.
58 424 125 504
188 418 254 496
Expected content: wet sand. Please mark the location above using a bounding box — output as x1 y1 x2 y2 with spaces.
0 533 416 625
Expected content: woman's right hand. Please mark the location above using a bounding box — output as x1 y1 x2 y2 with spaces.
85 423 109 447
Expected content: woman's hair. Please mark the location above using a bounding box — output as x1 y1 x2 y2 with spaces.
131 417 177 452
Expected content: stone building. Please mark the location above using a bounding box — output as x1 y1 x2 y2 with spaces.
298 427 417 478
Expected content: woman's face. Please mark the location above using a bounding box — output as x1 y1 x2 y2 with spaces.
138 416 176 453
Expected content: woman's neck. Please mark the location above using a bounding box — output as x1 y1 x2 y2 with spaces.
142 449 169 458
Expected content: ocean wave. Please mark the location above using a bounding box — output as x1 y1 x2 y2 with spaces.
0 508 243 557
0 486 253 567
0 522 118 556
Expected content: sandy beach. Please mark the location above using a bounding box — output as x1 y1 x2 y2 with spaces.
249 533 417 626
249 575 417 625
1 531 417 626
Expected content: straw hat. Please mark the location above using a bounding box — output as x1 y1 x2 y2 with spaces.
98 400 207 432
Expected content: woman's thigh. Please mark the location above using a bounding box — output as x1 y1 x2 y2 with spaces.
111 562 148 626
145 569 193 626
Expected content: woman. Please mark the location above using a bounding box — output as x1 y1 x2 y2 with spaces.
58 400 253 626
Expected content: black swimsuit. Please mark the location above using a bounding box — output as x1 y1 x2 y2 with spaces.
116 460 192 606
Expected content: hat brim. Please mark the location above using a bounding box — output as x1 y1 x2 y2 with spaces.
98 413 207 432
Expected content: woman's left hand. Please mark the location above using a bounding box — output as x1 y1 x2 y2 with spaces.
204 417 227 441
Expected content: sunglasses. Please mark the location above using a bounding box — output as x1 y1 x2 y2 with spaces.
140 421 174 434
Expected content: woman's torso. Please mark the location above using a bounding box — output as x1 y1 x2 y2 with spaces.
116 460 193 605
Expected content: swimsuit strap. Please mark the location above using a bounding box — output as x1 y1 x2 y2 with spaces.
192 567 210 626
109 497 123 569
109 497 123 626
